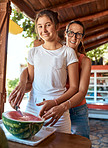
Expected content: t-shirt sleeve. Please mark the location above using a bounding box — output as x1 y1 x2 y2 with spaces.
66 47 78 66
27 47 35 65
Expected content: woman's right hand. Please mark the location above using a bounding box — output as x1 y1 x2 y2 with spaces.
8 81 26 109
42 104 67 126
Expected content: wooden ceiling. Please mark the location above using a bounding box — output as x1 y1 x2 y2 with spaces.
11 0 108 52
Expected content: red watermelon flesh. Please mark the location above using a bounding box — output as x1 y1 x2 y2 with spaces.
6 111 42 122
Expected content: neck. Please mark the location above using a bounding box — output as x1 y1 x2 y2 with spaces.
43 40 62 50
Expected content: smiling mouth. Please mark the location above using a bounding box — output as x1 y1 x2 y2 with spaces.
70 41 76 44
42 34 49 36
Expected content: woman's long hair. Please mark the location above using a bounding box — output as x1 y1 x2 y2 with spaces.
66 20 86 55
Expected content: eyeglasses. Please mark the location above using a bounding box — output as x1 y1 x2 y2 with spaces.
66 30 83 39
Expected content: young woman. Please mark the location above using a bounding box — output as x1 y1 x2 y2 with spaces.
8 10 79 134
39 20 91 139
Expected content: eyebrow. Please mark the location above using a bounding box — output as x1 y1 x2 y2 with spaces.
69 30 83 34
37 22 51 26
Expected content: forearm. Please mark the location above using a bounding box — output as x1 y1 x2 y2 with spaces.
55 86 78 105
20 68 28 84
62 91 86 110
19 68 32 93
25 82 32 93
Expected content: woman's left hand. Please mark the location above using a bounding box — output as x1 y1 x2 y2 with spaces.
42 104 66 126
36 100 56 117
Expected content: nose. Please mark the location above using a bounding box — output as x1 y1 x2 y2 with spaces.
43 26 47 33
71 34 76 39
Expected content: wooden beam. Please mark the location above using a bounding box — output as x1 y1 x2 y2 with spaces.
11 0 36 19
0 0 10 118
36 0 96 12
85 22 108 36
85 41 108 52
84 37 108 51
0 0 8 2
84 29 108 43
60 10 108 29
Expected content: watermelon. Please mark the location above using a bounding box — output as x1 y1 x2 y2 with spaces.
2 111 44 139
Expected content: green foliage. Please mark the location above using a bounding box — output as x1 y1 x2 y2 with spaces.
7 78 19 95
10 8 38 45
10 8 24 23
86 43 108 61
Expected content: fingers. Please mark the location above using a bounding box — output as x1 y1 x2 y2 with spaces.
36 101 44 106
17 92 25 106
12 91 21 108
10 98 16 109
8 84 25 109
39 104 46 117
8 86 19 102
44 115 60 126
42 105 64 126
50 116 60 126
43 111 54 120
44 117 54 126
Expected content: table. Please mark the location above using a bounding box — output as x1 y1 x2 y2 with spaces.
8 132 92 148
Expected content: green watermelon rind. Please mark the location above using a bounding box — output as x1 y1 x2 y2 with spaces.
2 112 44 139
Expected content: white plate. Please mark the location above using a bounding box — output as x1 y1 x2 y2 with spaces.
0 120 56 146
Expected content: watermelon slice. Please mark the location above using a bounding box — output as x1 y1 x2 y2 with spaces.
2 111 44 139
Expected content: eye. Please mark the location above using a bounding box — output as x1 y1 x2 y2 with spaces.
46 23 51 27
37 25 42 28
76 32 83 38
68 30 74 34
77 33 82 36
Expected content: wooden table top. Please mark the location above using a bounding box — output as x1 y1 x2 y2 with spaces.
8 132 92 148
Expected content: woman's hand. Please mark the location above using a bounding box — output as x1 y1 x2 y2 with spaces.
42 104 66 126
8 81 26 109
36 100 57 117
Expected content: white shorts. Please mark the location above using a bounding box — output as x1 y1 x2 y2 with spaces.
25 96 71 134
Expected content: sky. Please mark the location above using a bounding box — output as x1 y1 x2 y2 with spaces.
6 33 32 80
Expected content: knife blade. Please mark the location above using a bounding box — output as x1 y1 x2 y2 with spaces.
15 105 23 117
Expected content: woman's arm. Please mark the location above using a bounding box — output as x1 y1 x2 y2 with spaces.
54 62 79 104
63 57 91 108
42 57 91 126
20 67 32 93
38 62 79 117
8 64 34 109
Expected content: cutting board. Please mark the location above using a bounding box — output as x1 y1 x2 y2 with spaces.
0 120 56 146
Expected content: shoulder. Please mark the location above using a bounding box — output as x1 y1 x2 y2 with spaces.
63 45 75 52
81 56 91 69
63 45 77 56
82 56 91 64
29 45 42 54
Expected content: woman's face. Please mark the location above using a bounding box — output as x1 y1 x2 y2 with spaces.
37 15 57 42
66 23 84 51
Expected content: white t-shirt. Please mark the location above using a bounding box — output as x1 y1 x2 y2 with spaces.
26 45 78 133
27 45 78 97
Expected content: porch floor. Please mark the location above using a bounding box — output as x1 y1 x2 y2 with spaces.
89 118 108 148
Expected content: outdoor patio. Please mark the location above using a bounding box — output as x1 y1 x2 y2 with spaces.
89 118 108 148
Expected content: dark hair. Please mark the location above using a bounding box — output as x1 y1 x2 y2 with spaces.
35 9 59 29
66 20 86 55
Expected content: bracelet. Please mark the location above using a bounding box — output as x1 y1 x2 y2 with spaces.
54 99 58 106
67 100 71 109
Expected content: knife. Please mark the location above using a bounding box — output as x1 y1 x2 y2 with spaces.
15 105 23 117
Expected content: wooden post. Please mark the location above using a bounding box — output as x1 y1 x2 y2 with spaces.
0 0 10 118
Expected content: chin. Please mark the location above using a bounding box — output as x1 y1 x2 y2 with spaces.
69 44 75 49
